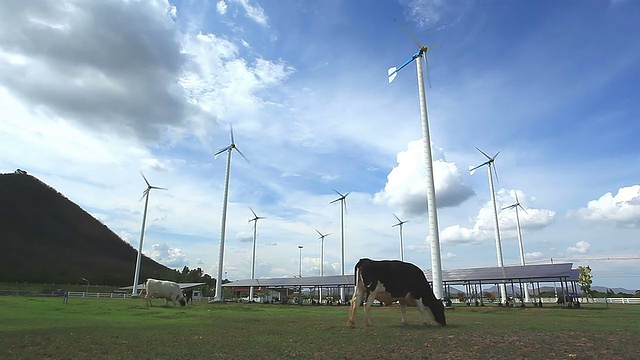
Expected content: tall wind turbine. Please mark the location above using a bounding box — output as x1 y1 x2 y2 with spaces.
330 189 349 303
316 229 330 304
392 214 409 262
248 208 265 301
213 125 248 302
132 172 166 297
469 147 507 304
388 20 444 300
502 191 530 302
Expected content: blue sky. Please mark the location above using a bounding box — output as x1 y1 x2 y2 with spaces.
1 0 639 290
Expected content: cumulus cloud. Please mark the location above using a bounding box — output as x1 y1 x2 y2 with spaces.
234 0 268 26
149 243 188 268
402 0 471 29
0 0 290 145
374 139 475 216
525 252 544 261
441 189 555 245
0 0 208 141
567 241 590 254
574 185 640 228
216 0 228 15
235 231 253 243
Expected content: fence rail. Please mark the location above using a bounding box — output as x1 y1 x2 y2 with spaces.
1 290 639 304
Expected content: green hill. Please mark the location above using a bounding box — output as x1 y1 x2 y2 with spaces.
0 170 177 286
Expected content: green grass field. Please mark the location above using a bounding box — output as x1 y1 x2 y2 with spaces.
1 297 639 359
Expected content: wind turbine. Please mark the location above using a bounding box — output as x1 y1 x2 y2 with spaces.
469 147 507 304
316 229 330 304
392 214 409 262
248 208 265 302
502 191 530 302
387 20 444 300
132 172 166 297
213 124 248 302
330 189 349 303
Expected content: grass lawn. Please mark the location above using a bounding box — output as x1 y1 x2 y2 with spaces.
1 297 638 359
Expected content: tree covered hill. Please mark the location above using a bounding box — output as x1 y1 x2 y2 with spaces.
0 170 186 286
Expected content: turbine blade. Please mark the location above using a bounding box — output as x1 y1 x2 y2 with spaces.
492 162 500 183
514 192 520 204
476 147 493 160
315 229 323 237
388 67 398 83
333 189 345 198
518 204 529 215
139 189 149 202
234 147 250 163
394 18 424 49
149 186 167 191
393 213 402 223
229 123 235 144
501 204 516 211
250 207 258 218
214 146 231 158
141 172 150 187
343 197 348 215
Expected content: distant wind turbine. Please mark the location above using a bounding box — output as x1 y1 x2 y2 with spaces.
392 214 409 262
213 125 248 302
469 147 507 304
387 19 444 300
248 208 265 301
502 191 530 302
316 229 330 304
132 172 166 297
330 189 349 303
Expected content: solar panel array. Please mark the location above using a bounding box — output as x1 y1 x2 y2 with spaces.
222 263 575 288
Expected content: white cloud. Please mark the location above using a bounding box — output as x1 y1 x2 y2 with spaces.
0 0 208 142
567 241 590 254
233 0 268 26
525 252 544 261
216 0 227 15
374 139 475 216
440 189 555 245
574 185 640 228
149 243 188 268
403 0 470 29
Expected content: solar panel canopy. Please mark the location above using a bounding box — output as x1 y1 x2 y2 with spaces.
222 263 575 288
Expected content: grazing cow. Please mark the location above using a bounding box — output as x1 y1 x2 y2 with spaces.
183 289 194 305
348 258 446 328
144 279 186 307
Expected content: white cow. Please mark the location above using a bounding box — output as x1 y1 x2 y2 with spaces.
144 278 186 307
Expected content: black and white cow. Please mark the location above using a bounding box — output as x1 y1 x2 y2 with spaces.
348 258 446 328
145 278 186 307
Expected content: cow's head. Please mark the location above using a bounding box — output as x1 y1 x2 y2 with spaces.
423 297 446 326
179 298 186 306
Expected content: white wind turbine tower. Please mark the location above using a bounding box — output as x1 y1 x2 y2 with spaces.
469 147 507 304
388 20 444 300
392 214 409 262
213 125 248 302
502 191 530 302
330 189 349 303
132 172 166 297
248 208 265 302
315 229 330 303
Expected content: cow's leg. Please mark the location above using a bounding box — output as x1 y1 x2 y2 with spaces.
363 292 377 327
399 302 408 325
145 294 152 307
414 299 432 325
348 289 363 328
